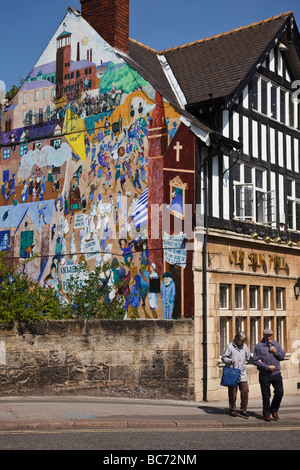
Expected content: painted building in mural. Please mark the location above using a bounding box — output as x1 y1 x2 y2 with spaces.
0 5 187 320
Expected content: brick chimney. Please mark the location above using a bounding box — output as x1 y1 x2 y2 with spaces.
80 0 129 53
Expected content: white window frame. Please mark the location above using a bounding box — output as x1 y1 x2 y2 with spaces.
235 316 246 333
235 285 244 310
287 179 300 231
263 316 272 330
233 182 254 221
250 74 297 130
233 164 274 224
250 317 259 353
220 317 231 355
263 287 272 310
276 288 284 311
220 284 230 310
249 286 258 310
276 317 285 349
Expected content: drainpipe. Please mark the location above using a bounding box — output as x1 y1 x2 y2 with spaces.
202 155 208 402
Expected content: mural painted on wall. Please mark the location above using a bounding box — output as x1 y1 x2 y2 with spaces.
0 8 185 319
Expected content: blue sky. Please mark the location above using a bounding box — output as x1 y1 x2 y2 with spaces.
1 0 300 91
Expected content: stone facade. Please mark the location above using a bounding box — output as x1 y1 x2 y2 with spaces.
0 319 194 400
194 228 300 401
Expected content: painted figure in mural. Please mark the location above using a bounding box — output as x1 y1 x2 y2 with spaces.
44 262 60 296
168 188 183 215
168 121 178 139
140 241 149 266
128 275 141 318
139 264 149 307
119 238 134 266
38 203 48 225
117 267 131 311
161 272 176 320
133 168 141 189
53 176 61 192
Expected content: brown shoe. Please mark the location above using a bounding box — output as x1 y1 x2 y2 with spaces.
272 412 279 420
264 416 271 422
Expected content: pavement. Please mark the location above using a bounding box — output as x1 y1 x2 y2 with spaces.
0 394 299 431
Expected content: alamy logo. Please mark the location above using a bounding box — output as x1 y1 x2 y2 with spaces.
291 340 300 365
292 80 300 105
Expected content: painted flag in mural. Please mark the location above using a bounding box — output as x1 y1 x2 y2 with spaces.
63 109 86 162
132 187 148 227
163 232 187 268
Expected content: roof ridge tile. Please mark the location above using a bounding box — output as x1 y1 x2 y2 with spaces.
129 37 158 53
158 11 293 54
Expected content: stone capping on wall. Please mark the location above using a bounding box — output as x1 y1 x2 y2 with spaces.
0 319 195 400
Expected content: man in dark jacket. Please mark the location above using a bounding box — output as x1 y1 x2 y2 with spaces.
253 328 285 421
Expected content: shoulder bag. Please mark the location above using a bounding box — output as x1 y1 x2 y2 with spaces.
220 365 241 388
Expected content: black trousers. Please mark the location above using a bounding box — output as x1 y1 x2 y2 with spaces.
259 373 284 417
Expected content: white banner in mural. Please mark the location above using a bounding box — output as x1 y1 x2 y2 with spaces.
60 264 87 293
74 214 86 229
163 232 187 269
84 237 101 261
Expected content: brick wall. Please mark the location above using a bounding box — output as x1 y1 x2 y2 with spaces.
80 0 129 52
0 320 194 400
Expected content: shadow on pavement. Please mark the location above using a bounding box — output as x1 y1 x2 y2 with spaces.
197 405 264 420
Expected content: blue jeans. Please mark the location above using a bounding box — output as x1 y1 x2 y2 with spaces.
259 373 284 417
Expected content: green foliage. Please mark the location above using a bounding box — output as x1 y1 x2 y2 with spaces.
0 253 62 322
1 80 23 113
5 84 21 102
61 261 127 320
0 254 127 322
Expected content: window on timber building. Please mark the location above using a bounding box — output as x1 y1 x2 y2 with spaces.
287 179 300 231
233 164 274 225
250 74 298 129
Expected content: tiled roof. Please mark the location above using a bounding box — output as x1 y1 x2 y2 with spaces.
128 12 293 110
127 38 213 136
28 61 56 79
70 59 95 71
128 38 179 107
20 80 54 91
57 30 72 40
161 12 293 106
